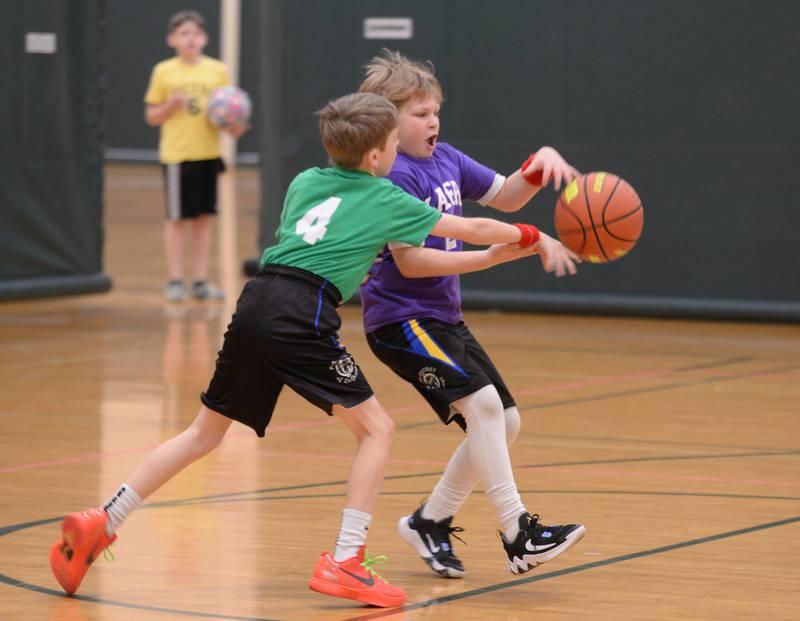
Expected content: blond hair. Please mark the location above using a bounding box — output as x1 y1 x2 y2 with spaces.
168 10 206 34
358 49 442 109
317 93 399 169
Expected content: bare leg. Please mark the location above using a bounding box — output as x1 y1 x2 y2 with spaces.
333 396 395 513
164 219 186 282
50 407 234 595
190 215 213 282
126 405 232 500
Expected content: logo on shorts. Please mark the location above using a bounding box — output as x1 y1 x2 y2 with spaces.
330 354 358 383
418 366 445 390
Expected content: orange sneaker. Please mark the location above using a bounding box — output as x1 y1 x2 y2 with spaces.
309 545 405 608
49 508 117 595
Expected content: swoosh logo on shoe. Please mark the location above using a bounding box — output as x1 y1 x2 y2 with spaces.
425 534 441 553
340 567 375 586
525 540 558 553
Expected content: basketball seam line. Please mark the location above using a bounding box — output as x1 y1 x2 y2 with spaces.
584 174 610 261
558 203 642 235
556 196 587 253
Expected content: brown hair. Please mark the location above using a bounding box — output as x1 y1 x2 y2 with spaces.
317 93 399 169
358 48 442 109
168 10 206 34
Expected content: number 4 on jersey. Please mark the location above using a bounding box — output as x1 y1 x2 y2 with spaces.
295 197 342 245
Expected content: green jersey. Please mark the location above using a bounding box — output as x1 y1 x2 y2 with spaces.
261 167 441 300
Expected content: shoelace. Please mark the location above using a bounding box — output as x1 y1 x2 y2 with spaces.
497 513 543 544
102 544 115 562
439 524 467 546
360 550 389 582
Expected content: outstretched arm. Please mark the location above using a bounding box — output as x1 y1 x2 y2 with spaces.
429 213 526 246
417 216 580 277
489 147 580 213
392 243 539 278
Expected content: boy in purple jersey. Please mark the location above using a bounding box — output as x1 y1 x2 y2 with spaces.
359 50 586 578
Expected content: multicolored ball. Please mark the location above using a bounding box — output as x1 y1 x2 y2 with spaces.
207 86 252 127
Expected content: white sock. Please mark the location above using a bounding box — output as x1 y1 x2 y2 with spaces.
333 507 372 562
452 387 526 540
421 471 471 522
102 483 142 536
487 482 525 540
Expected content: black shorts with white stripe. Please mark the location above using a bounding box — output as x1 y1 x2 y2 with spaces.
161 157 225 220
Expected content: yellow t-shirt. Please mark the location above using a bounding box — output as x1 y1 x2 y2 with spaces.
144 56 230 164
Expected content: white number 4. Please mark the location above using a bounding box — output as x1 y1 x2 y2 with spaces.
295 197 342 245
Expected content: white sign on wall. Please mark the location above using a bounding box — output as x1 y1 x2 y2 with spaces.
363 18 413 40
26 32 57 54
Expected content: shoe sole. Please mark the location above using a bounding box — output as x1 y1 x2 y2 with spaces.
508 525 587 575
397 516 466 579
308 577 405 608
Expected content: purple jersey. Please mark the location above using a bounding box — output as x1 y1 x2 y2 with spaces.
361 142 505 333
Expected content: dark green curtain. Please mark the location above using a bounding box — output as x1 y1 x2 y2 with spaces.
0 0 110 300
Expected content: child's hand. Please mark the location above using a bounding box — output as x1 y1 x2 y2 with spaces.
486 242 539 266
526 146 580 191
534 232 581 277
224 122 250 139
168 89 190 111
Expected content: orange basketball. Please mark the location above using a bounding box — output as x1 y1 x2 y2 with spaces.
554 172 643 263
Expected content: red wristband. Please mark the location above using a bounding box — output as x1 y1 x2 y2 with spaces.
513 223 540 248
520 153 545 186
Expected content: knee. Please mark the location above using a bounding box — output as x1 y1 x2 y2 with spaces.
370 411 395 443
457 385 504 423
504 406 521 445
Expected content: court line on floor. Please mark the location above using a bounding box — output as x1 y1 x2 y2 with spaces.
341 515 800 621
3 449 796 536
2 496 797 621
0 357 765 474
94 448 800 511
517 363 800 411
6 486 799 535
0 573 279 621
101 488 800 510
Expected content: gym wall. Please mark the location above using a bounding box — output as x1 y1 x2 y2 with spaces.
0 0 110 300
104 1 800 321
256 0 800 321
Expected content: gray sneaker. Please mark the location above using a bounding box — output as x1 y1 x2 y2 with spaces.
164 281 188 302
191 280 225 301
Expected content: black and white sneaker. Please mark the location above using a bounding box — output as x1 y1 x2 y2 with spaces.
398 505 466 578
501 512 586 575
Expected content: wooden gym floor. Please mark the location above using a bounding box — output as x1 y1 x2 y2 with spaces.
1 164 798 620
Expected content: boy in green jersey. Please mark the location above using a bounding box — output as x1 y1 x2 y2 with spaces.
49 92 557 608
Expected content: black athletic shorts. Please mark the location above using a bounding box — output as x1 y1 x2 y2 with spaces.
162 157 225 220
201 264 374 437
366 317 515 431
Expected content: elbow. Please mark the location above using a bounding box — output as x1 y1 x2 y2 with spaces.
394 256 432 278
395 261 420 278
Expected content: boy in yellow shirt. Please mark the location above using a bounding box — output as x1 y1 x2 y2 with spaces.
144 10 247 301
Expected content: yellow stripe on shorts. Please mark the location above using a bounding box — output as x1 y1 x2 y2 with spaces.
408 319 457 367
